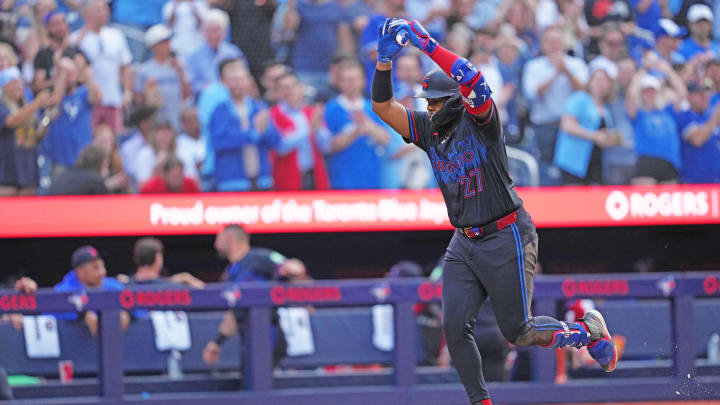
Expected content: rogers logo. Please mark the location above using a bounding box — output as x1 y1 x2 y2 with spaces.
562 279 630 298
418 282 442 301
605 191 709 221
703 276 719 295
119 290 192 309
270 286 342 305
0 294 37 311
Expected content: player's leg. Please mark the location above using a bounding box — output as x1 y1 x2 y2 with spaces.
472 211 617 371
442 236 492 405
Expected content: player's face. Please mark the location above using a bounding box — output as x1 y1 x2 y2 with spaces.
426 97 447 119
77 259 106 287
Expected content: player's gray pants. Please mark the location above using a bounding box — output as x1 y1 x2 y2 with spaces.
442 208 569 402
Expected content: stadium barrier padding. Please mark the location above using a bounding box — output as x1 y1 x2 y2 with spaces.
1 273 719 404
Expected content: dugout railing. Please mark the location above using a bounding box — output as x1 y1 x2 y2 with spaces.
1 272 719 404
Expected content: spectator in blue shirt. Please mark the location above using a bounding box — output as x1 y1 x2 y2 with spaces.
679 4 719 62
283 0 354 96
44 54 102 178
625 58 687 184
185 9 247 98
653 19 687 65
674 81 720 183
198 59 280 191
554 62 622 185
54 246 130 335
321 60 391 189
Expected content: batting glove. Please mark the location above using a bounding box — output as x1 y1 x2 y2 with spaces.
393 20 438 55
377 17 409 63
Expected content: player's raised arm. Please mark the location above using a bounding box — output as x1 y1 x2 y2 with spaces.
396 20 493 121
371 18 413 141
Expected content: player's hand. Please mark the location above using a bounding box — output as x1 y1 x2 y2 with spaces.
377 17 408 63
393 20 438 55
203 341 221 364
14 277 37 294
84 311 99 336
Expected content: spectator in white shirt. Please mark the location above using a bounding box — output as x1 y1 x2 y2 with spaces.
71 0 133 133
177 105 205 174
163 0 209 61
523 25 589 171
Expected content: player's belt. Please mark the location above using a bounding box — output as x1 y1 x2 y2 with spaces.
461 211 518 239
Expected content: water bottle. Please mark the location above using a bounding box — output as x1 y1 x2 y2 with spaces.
708 333 720 365
167 349 183 379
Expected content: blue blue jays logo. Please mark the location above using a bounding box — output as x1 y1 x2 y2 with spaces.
429 135 487 184
422 77 430 90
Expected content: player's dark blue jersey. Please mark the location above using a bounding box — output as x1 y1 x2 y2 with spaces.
405 102 522 228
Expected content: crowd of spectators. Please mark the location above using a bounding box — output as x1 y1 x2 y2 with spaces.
0 0 719 195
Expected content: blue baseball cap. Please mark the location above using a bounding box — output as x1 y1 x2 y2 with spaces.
71 245 102 268
654 18 686 39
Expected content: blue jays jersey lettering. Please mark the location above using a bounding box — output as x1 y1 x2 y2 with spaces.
405 102 522 228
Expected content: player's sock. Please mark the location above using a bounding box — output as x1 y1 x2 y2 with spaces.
542 321 591 349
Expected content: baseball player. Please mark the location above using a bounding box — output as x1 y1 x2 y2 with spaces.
371 19 618 405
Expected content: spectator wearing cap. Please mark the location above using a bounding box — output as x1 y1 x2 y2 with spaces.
119 105 157 184
126 237 204 287
674 80 720 183
679 4 720 62
136 120 199 186
140 154 200 194
71 0 133 133
43 54 102 178
162 0 208 62
185 9 246 98
33 10 71 92
625 57 687 185
54 245 130 335
653 19 687 65
554 62 622 185
522 26 589 181
269 71 330 191
198 59 280 191
0 67 53 197
48 144 109 195
136 24 190 133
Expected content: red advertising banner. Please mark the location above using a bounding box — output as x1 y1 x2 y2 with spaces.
0 185 718 238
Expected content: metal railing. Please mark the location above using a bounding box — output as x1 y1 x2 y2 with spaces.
1 272 719 404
